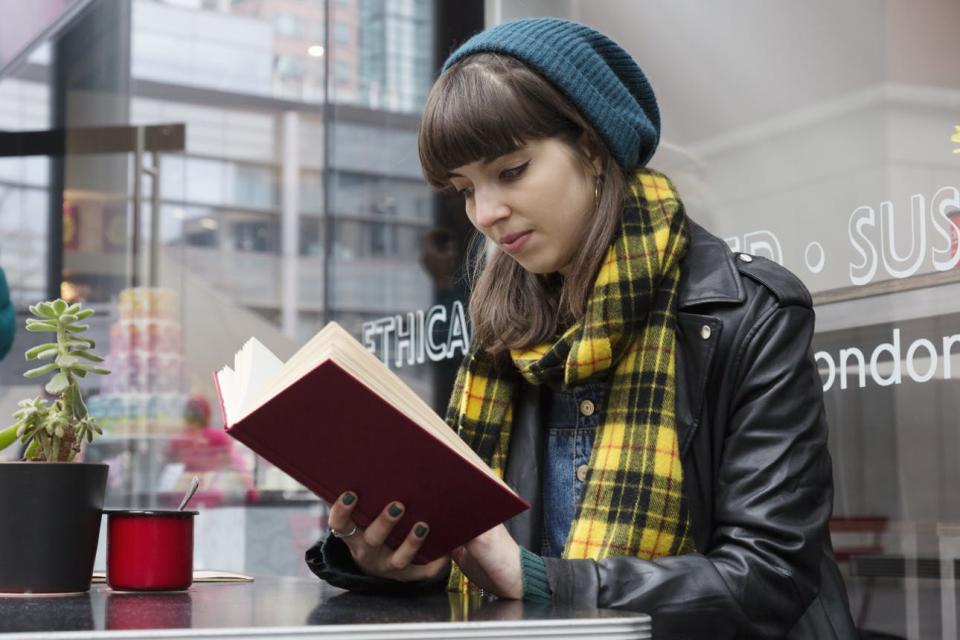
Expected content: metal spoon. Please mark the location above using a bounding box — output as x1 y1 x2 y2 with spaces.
178 476 200 511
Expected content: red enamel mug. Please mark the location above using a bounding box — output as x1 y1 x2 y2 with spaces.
105 510 197 591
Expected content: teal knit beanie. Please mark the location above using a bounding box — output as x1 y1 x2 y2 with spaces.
442 18 660 171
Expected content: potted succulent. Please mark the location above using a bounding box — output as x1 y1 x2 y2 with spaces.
0 299 110 594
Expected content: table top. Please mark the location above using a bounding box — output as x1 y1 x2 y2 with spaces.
0 576 651 639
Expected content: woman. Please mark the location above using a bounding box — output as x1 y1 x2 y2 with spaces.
307 18 856 639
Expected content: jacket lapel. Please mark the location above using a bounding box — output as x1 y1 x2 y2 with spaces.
676 313 721 456
674 219 744 455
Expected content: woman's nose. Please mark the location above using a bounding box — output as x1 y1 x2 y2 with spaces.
472 189 509 229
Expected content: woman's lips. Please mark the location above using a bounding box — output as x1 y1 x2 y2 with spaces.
501 230 533 254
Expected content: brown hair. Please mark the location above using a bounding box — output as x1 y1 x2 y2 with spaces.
418 53 627 356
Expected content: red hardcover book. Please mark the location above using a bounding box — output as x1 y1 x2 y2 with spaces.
213 322 528 564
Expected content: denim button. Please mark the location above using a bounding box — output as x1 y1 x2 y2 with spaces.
700 324 711 340
579 399 595 417
576 464 589 482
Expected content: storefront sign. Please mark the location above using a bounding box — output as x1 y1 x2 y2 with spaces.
816 328 960 392
362 300 470 368
848 186 960 284
727 185 960 286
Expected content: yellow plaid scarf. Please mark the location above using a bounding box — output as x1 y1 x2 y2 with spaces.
446 169 695 593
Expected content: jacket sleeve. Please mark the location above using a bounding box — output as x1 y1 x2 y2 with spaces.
305 532 450 596
542 302 833 638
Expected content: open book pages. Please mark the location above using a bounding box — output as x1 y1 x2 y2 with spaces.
216 336 284 421
215 322 511 491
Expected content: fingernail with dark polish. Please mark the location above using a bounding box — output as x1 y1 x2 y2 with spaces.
388 503 403 517
415 524 428 538
342 492 356 505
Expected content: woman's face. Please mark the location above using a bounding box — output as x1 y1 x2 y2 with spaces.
448 138 599 277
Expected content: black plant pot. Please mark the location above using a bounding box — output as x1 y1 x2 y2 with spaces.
0 462 108 594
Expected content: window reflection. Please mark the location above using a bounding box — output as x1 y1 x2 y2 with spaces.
0 1 954 634
0 0 443 585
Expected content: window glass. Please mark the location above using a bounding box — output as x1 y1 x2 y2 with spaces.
0 0 438 581
496 2 960 636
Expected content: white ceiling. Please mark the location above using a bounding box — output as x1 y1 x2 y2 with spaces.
493 0 960 145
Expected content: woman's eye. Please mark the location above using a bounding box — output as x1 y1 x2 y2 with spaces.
501 162 528 180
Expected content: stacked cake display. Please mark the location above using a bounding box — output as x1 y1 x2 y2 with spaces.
88 287 190 435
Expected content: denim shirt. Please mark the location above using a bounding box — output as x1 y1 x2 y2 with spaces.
541 380 607 558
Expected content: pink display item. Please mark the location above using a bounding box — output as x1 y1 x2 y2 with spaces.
110 320 182 355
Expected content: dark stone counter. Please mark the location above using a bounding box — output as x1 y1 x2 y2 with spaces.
0 576 650 638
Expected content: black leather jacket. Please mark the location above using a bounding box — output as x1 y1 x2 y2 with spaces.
307 220 857 639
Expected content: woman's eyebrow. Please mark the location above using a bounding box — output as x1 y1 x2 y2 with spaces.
448 154 519 178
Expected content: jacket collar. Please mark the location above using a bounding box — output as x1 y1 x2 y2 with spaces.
678 218 745 309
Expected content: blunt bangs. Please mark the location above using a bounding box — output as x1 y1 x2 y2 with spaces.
418 53 578 189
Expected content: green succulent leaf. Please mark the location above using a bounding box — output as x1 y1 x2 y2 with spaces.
24 363 59 378
71 387 87 420
65 303 80 315
23 438 40 461
37 302 57 318
0 425 18 451
25 343 59 360
55 354 79 368
44 372 69 394
75 309 94 320
25 321 57 332
59 314 77 324
52 299 67 314
15 397 46 413
70 350 104 362
63 324 89 333
74 364 110 376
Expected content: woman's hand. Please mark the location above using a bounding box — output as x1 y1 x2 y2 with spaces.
328 491 450 582
451 524 523 599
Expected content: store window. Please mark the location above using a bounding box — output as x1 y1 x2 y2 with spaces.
0 0 440 582
228 215 278 254
4 2 959 635
490 1 960 637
